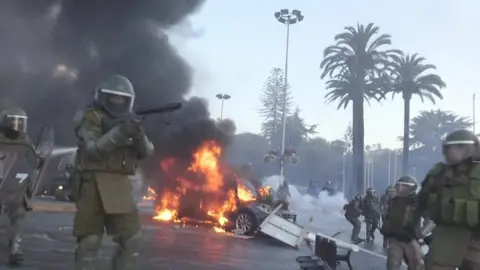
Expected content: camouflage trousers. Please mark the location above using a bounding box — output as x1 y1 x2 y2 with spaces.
1 202 27 265
425 238 480 270
387 238 424 270
365 218 379 240
73 179 141 270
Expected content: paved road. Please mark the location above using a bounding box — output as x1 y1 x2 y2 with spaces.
0 200 388 270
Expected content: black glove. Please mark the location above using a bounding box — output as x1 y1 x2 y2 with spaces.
120 115 143 138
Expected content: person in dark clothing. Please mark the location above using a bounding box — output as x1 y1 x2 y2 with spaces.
344 194 364 243
363 187 381 242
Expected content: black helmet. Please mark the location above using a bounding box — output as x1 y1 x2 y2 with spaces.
394 175 418 197
0 107 27 140
94 74 135 117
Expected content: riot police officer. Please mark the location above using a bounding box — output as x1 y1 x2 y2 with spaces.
344 194 364 243
416 130 480 269
72 75 154 270
380 185 396 247
363 187 381 242
0 107 34 265
382 176 423 270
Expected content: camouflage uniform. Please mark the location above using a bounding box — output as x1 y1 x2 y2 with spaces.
344 194 363 242
72 75 154 270
383 176 424 270
381 185 396 247
0 107 35 265
416 130 480 270
363 187 381 242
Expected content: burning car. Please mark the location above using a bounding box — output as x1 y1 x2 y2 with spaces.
227 183 297 235
151 140 296 235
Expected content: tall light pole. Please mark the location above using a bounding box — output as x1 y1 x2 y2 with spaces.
274 9 304 184
215 93 231 120
473 93 476 134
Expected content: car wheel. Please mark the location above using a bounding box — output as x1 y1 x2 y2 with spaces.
54 188 68 202
235 210 257 236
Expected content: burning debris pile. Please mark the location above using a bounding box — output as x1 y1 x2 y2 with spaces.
152 140 256 229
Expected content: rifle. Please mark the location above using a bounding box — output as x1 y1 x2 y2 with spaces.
102 102 182 133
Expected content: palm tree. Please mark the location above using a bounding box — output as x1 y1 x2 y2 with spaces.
408 109 472 154
389 53 446 175
320 23 398 194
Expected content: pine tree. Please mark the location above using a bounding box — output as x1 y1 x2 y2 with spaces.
259 68 292 146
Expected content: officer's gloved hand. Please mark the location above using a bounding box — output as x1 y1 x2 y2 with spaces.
120 115 143 138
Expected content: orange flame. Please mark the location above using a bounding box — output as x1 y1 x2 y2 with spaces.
142 187 157 201
258 186 272 197
153 141 250 232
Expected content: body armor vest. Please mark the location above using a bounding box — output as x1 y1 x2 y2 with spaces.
384 195 416 237
426 163 480 228
75 109 137 175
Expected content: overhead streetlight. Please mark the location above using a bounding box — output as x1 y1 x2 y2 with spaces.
273 8 304 186
215 93 231 120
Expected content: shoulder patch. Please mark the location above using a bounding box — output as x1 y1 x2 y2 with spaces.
426 162 445 177
74 108 104 128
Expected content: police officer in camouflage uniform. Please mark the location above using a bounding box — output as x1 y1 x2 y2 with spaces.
72 75 154 270
0 107 34 265
382 176 423 270
416 129 480 270
344 194 364 243
363 187 381 242
381 185 397 247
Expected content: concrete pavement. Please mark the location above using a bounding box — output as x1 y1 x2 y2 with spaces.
0 199 389 269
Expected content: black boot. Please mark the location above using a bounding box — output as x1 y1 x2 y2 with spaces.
8 239 24 266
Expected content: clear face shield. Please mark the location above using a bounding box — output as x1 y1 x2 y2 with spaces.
395 182 416 197
2 114 27 139
98 89 134 117
443 144 474 165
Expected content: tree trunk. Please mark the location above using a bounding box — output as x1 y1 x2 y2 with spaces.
402 97 411 175
352 96 365 196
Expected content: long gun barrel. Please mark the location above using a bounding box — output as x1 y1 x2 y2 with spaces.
101 102 182 133
135 102 182 117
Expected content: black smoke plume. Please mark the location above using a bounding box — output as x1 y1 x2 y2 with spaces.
0 1 236 180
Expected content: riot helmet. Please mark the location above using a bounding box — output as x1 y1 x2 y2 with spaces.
94 74 135 117
442 129 480 165
366 187 375 196
1 107 27 140
386 184 396 197
394 175 418 197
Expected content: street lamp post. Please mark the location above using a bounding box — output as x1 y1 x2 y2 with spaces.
215 93 231 120
274 9 304 184
342 149 347 194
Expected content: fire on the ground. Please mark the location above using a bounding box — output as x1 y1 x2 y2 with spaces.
143 140 267 232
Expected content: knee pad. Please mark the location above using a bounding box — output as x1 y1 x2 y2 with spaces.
77 235 102 252
386 257 402 270
115 231 141 254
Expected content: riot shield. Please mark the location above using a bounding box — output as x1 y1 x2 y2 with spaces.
0 142 37 205
31 125 55 197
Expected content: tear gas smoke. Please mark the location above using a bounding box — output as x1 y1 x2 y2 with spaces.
263 175 349 234
0 1 236 180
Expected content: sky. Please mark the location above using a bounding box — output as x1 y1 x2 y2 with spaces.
171 0 479 149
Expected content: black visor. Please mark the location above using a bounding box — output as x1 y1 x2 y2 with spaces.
98 90 133 117
3 115 27 133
